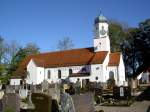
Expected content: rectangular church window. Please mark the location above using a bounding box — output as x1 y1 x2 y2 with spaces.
48 70 51 79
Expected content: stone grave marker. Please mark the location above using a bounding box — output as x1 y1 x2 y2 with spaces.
60 92 75 112
71 92 95 112
0 90 4 99
5 85 15 93
30 85 36 93
2 93 20 112
35 84 42 93
20 91 35 112
113 86 131 100
19 89 28 99
31 93 52 112
41 80 49 92
48 84 60 103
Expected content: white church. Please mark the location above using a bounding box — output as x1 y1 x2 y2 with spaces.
10 14 126 86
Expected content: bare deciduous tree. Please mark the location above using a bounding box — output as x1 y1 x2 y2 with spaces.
57 37 74 51
24 42 40 55
0 36 8 64
8 40 20 57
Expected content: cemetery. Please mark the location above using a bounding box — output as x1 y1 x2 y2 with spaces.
0 77 149 112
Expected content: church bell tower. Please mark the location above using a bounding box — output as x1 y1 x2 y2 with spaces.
93 13 110 52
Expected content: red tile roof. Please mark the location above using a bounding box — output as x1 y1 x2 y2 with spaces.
108 52 121 66
13 47 108 77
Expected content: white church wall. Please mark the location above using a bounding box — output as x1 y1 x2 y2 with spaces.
95 38 110 52
118 54 126 85
94 21 110 52
94 37 110 52
25 59 112 85
58 67 69 79
102 52 110 82
26 60 47 84
90 53 109 83
45 68 57 83
10 79 21 85
94 22 109 38
45 67 68 83
36 67 45 84
24 54 125 86
26 59 37 85
45 65 91 83
90 64 103 82
69 65 92 83
107 66 118 83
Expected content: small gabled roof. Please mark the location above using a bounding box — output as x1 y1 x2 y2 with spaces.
108 52 121 66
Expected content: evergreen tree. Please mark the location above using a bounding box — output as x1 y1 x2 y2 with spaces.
121 19 150 78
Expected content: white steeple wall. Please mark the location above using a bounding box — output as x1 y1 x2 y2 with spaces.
93 14 110 52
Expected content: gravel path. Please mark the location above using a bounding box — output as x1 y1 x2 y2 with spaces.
95 101 150 112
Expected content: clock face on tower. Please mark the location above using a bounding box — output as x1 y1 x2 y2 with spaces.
99 26 107 36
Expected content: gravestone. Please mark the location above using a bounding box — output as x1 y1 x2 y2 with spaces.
19 89 28 99
41 80 49 92
72 92 95 112
31 93 52 112
35 84 42 93
120 87 124 97
0 90 4 99
5 85 15 93
113 86 131 99
2 93 20 112
48 84 60 103
20 91 35 112
30 85 37 93
60 92 75 112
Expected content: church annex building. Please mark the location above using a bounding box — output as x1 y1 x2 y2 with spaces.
10 14 126 86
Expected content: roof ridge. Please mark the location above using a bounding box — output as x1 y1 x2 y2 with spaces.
29 47 94 57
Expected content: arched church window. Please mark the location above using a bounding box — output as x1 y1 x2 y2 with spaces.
20 80 23 85
95 77 98 80
109 71 114 79
96 67 100 70
81 67 86 73
48 70 51 79
69 69 73 75
58 70 61 79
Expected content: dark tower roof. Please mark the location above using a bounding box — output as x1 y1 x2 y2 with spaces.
94 13 107 24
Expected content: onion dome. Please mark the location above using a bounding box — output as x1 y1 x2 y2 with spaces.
94 13 107 24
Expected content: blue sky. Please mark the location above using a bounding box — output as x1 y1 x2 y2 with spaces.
0 0 150 52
